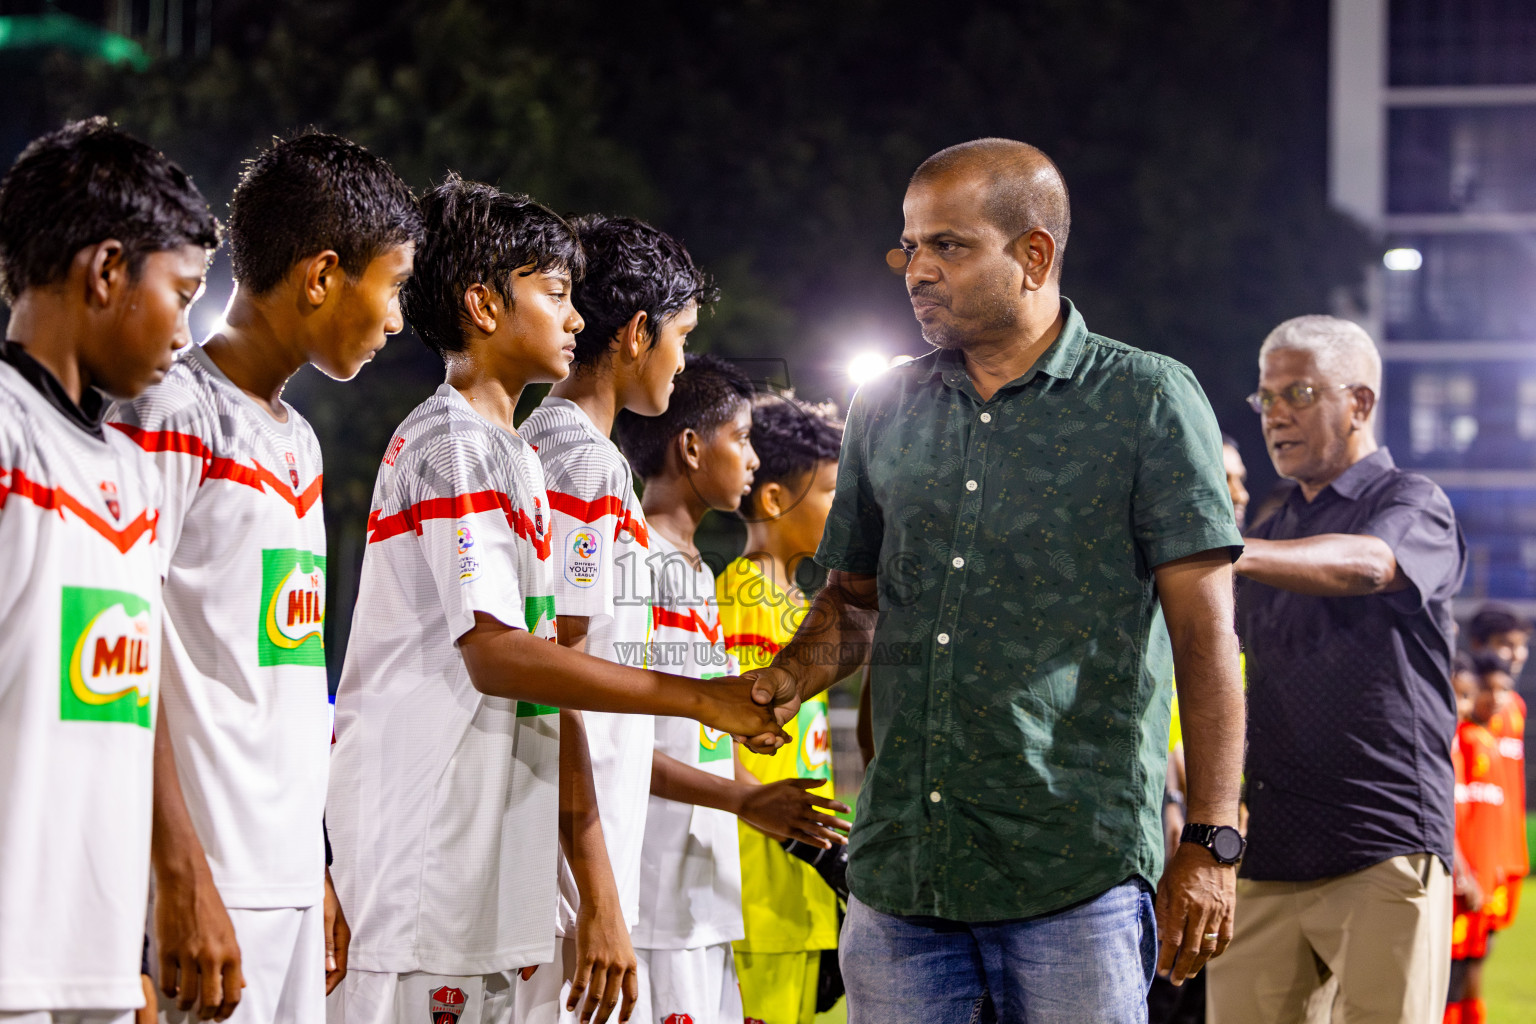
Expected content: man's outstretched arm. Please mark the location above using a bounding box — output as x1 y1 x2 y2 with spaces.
747 570 880 718
1235 534 1406 596
1152 550 1245 985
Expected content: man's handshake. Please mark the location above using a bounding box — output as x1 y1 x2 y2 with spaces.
694 664 803 755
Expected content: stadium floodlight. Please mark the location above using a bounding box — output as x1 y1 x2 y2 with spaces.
847 352 891 386
1382 248 1423 272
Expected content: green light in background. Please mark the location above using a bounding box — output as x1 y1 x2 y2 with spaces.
0 12 150 71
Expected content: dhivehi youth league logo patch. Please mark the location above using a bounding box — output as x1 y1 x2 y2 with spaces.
456 519 480 582
258 548 326 667
564 528 601 589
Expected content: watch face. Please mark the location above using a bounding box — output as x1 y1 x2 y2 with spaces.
1212 828 1245 862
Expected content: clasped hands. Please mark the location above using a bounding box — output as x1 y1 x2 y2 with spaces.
700 663 802 755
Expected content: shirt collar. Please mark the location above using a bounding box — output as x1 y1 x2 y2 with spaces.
0 339 107 440
923 296 1089 390
1313 447 1397 502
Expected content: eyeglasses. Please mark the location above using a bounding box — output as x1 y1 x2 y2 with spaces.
1245 383 1363 414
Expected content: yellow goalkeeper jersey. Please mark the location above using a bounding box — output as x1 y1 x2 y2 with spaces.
716 557 839 953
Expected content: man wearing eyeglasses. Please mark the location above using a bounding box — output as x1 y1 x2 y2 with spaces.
1207 315 1466 1024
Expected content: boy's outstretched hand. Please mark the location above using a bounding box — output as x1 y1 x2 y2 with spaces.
698 675 792 754
738 778 851 848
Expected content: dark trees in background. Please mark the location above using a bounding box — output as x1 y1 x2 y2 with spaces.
13 0 1372 674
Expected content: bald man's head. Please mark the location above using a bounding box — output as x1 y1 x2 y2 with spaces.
911 138 1071 281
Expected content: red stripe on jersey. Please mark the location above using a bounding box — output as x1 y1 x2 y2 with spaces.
653 605 722 643
366 489 552 560
724 632 781 654
0 467 158 553
546 490 650 549
111 424 324 518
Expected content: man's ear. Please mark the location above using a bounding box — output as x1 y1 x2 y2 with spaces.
614 310 649 361
1012 228 1057 292
299 250 343 308
463 282 499 335
1351 385 1378 429
677 427 703 472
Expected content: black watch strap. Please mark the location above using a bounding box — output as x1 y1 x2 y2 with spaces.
1181 822 1246 864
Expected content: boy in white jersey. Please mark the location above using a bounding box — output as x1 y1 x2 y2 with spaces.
0 118 218 1024
518 215 716 1024
325 178 786 1024
614 357 853 1024
110 134 423 1024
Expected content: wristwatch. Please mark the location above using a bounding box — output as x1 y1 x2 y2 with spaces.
1181 822 1246 865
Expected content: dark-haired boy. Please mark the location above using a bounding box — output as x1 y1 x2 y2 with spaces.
716 396 845 1024
107 132 423 1024
325 181 782 1024
1468 604 1529 938
620 356 854 1024
0 118 217 1024
516 214 717 1024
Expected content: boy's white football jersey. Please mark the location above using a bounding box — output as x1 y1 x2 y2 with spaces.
520 396 655 935
328 384 560 976
633 532 743 950
0 361 161 1010
109 345 329 908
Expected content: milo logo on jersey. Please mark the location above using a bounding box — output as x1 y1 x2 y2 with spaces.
699 723 732 762
60 586 154 727
516 594 560 718
797 700 832 779
258 548 327 667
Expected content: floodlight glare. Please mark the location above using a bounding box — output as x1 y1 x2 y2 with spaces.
848 352 891 386
1382 248 1423 271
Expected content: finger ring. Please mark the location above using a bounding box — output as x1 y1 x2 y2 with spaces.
1203 932 1219 941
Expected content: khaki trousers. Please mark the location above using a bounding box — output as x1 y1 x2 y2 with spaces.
1206 853 1451 1024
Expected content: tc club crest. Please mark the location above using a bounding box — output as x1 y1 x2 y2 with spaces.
99 480 120 520
284 450 300 489
428 986 465 1024
663 1016 696 1024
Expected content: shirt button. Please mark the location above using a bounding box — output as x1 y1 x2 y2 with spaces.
966 479 978 491
937 632 950 645
980 412 992 423
930 790 942 803
952 556 965 569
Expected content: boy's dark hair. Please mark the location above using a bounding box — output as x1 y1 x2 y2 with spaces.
568 214 717 372
0 117 219 304
614 352 753 480
402 175 584 359
1469 603 1529 646
1471 651 1512 680
744 394 843 514
1453 651 1477 678
228 131 422 295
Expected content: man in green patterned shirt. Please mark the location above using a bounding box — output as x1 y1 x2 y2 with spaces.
748 139 1246 1023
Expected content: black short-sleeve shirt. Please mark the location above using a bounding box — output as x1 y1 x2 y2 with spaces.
1237 448 1465 881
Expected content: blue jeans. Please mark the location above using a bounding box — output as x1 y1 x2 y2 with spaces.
841 881 1157 1024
